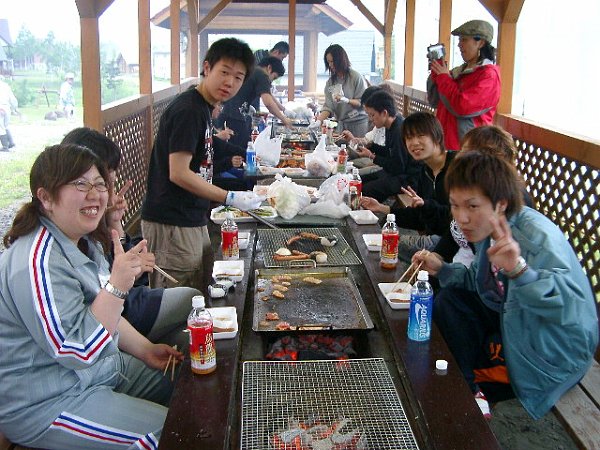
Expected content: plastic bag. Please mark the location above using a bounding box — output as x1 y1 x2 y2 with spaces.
305 135 334 177
266 175 311 220
300 174 351 218
254 125 283 167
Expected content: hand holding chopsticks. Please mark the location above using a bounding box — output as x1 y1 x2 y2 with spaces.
163 345 178 381
390 249 429 293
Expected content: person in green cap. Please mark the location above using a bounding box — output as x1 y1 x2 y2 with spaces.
427 19 501 151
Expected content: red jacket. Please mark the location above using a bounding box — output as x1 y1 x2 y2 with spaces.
428 62 501 150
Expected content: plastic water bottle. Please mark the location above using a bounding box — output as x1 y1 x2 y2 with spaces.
407 271 434 341
251 126 260 143
221 211 239 260
188 295 217 375
380 214 399 270
246 141 256 174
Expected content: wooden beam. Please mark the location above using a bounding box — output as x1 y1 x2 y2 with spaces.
187 0 199 77
439 0 452 52
349 0 384 35
75 0 115 19
198 0 232 33
496 20 516 114
80 17 102 130
403 0 415 86
383 0 397 80
304 31 318 92
170 0 180 84
288 0 296 101
478 0 525 22
139 0 152 95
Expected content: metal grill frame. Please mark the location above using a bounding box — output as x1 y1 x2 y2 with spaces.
258 227 362 267
241 358 420 450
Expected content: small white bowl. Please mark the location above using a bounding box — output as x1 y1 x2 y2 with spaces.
349 210 379 225
212 260 244 283
362 233 382 251
238 231 250 250
378 282 412 310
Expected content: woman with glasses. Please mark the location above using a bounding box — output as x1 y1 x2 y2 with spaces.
427 20 501 150
0 144 179 449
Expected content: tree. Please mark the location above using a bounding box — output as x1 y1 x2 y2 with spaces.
9 26 39 70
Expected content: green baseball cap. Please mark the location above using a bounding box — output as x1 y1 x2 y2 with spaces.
452 20 493 43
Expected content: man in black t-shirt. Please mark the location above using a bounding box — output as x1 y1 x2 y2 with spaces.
216 56 292 148
141 38 264 291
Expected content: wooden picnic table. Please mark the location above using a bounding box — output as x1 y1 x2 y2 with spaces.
158 218 501 450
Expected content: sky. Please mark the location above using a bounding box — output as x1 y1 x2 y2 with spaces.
1 0 599 140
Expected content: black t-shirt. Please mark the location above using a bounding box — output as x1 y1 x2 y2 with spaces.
141 86 214 227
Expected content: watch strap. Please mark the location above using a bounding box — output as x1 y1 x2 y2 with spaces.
104 281 128 299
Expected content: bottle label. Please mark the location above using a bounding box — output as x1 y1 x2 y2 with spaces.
349 179 362 197
380 232 399 263
221 229 239 260
408 294 433 341
189 324 216 371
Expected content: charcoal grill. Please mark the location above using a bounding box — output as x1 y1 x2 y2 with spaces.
241 358 420 450
258 228 361 267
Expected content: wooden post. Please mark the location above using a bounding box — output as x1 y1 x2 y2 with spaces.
170 0 180 84
304 31 318 92
496 21 517 114
439 0 452 53
404 0 415 87
138 0 152 95
80 17 102 130
383 0 397 80
288 0 296 101
187 0 199 78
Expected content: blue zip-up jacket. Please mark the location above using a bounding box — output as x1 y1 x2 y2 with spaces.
437 206 598 419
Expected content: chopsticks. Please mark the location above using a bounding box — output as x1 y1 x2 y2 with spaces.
153 265 179 284
390 254 426 293
163 345 178 381
244 209 279 229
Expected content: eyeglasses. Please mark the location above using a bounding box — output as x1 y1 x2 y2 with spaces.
68 180 109 193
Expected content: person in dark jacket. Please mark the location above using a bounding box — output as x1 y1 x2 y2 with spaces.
357 91 421 202
61 127 199 350
361 112 455 251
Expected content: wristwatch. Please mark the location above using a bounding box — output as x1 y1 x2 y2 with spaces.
104 281 128 299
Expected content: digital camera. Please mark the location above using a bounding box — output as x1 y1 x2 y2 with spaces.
427 43 446 61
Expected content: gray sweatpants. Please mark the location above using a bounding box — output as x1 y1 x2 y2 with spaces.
21 353 173 450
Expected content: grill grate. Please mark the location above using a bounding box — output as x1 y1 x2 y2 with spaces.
241 359 420 450
258 228 362 267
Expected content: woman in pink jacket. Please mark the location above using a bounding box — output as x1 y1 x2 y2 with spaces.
427 20 501 150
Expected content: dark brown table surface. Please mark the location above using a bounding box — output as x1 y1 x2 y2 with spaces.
158 219 502 450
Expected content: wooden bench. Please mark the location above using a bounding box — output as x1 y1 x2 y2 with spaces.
554 359 600 449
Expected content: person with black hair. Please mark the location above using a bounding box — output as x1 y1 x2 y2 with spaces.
253 41 289 64
314 44 369 137
141 37 264 291
354 90 421 202
61 127 200 350
217 56 292 149
427 19 501 150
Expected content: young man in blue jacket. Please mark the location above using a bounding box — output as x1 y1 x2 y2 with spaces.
413 151 598 420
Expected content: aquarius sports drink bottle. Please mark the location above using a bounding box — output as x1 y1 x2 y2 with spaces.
407 270 434 341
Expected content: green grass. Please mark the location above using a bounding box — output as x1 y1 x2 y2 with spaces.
0 153 38 208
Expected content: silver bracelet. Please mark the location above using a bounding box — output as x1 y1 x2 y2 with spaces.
502 256 527 279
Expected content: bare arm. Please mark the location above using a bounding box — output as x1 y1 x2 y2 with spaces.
261 93 292 128
169 151 229 203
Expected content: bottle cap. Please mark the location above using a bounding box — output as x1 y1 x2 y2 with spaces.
386 213 395 222
417 270 429 281
436 359 448 371
192 295 205 308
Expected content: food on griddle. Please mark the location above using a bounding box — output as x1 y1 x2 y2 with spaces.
261 295 270 302
213 206 275 220
310 251 328 264
281 281 291 286
271 417 366 450
275 321 291 331
272 290 286 299
259 320 270 327
273 284 288 292
271 276 281 283
257 286 266 292
274 251 310 261
303 276 322 285
320 235 338 247
266 312 280 321
279 275 292 281
275 247 292 256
